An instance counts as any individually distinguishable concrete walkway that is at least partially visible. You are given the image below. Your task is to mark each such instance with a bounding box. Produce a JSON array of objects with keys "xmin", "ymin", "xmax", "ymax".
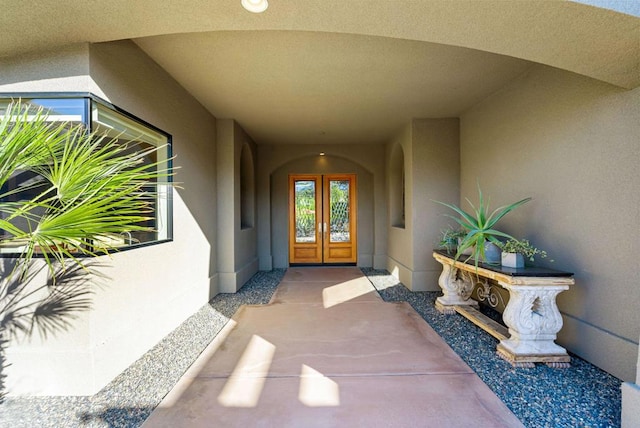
[{"xmin": 143, "ymin": 267, "xmax": 522, "ymax": 427}]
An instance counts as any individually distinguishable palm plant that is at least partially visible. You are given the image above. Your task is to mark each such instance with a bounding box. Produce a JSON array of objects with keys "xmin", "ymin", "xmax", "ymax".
[
  {"xmin": 1, "ymin": 101, "xmax": 171, "ymax": 271},
  {"xmin": 433, "ymin": 185, "xmax": 531, "ymax": 267},
  {"xmin": 0, "ymin": 101, "xmax": 172, "ymax": 401}
]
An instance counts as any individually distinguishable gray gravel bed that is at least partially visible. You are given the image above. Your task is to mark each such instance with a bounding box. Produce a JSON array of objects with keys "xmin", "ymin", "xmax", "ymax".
[
  {"xmin": 0, "ymin": 269, "xmax": 285, "ymax": 428},
  {"xmin": 362, "ymin": 268, "xmax": 622, "ymax": 428}
]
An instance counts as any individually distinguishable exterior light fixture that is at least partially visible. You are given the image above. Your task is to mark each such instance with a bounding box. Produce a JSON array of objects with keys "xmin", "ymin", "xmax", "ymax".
[
  {"xmin": 319, "ymin": 152, "xmax": 326, "ymax": 156},
  {"xmin": 241, "ymin": 0, "xmax": 268, "ymax": 13}
]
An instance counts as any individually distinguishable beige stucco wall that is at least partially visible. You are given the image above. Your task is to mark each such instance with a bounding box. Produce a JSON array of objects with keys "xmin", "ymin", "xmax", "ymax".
[
  {"xmin": 0, "ymin": 44, "xmax": 94, "ymax": 93},
  {"xmin": 257, "ymin": 144, "xmax": 386, "ymax": 270},
  {"xmin": 386, "ymin": 124, "xmax": 414, "ymax": 287},
  {"xmin": 386, "ymin": 119, "xmax": 460, "ymax": 291},
  {"xmin": 0, "ymin": 41, "xmax": 218, "ymax": 395},
  {"xmin": 460, "ymin": 64, "xmax": 639, "ymax": 381},
  {"xmin": 216, "ymin": 120, "xmax": 258, "ymax": 292}
]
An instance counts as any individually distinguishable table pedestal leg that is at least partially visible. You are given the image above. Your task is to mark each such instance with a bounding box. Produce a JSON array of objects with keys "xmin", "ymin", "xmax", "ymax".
[
  {"xmin": 435, "ymin": 263, "xmax": 477, "ymax": 314},
  {"xmin": 497, "ymin": 283, "xmax": 571, "ymax": 368}
]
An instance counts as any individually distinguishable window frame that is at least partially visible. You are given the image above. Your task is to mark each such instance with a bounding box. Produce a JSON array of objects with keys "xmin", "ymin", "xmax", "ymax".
[{"xmin": 0, "ymin": 92, "xmax": 174, "ymax": 256}]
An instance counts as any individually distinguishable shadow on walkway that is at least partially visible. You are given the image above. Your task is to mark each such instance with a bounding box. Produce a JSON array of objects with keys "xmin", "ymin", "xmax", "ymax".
[{"xmin": 143, "ymin": 267, "xmax": 522, "ymax": 428}]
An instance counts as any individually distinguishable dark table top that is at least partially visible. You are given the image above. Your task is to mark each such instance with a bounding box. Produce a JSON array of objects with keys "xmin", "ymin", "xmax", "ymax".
[{"xmin": 433, "ymin": 249, "xmax": 574, "ymax": 277}]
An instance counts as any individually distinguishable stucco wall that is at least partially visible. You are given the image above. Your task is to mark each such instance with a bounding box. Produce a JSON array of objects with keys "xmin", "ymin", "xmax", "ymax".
[
  {"xmin": 386, "ymin": 119, "xmax": 460, "ymax": 291},
  {"xmin": 460, "ymin": 64, "xmax": 639, "ymax": 381},
  {"xmin": 0, "ymin": 44, "xmax": 93, "ymax": 93},
  {"xmin": 386, "ymin": 124, "xmax": 414, "ymax": 287},
  {"xmin": 216, "ymin": 119, "xmax": 258, "ymax": 292},
  {"xmin": 233, "ymin": 125, "xmax": 258, "ymax": 281},
  {"xmin": 0, "ymin": 41, "xmax": 218, "ymax": 395},
  {"xmin": 411, "ymin": 119, "xmax": 460, "ymax": 291},
  {"xmin": 257, "ymin": 144, "xmax": 386, "ymax": 270}
]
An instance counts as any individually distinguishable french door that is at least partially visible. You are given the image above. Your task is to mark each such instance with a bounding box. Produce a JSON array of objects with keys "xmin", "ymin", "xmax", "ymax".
[{"xmin": 288, "ymin": 174, "xmax": 357, "ymax": 264}]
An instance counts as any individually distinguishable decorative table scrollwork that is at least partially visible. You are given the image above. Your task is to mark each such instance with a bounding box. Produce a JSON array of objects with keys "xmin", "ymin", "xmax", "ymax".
[{"xmin": 472, "ymin": 274, "xmax": 507, "ymax": 312}]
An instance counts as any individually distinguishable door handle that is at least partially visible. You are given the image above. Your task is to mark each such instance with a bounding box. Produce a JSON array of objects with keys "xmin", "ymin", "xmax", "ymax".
[{"xmin": 323, "ymin": 222, "xmax": 327, "ymax": 238}]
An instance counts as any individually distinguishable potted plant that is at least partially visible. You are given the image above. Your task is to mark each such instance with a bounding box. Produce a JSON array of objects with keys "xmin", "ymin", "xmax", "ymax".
[
  {"xmin": 433, "ymin": 185, "xmax": 531, "ymax": 267},
  {"xmin": 438, "ymin": 227, "xmax": 466, "ymax": 254},
  {"xmin": 499, "ymin": 238, "xmax": 550, "ymax": 268}
]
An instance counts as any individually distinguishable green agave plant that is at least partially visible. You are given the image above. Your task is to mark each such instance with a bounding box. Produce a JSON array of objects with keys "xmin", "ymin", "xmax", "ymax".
[{"xmin": 433, "ymin": 185, "xmax": 531, "ymax": 267}]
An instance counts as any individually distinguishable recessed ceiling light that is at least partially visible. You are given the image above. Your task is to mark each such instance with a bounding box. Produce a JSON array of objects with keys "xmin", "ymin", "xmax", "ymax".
[{"xmin": 241, "ymin": 0, "xmax": 268, "ymax": 13}]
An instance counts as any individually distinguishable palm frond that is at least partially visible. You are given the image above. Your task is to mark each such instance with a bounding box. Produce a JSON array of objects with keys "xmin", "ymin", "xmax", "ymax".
[
  {"xmin": 0, "ymin": 99, "xmax": 173, "ymax": 400},
  {"xmin": 1, "ymin": 101, "xmax": 173, "ymax": 273},
  {"xmin": 1, "ymin": 98, "xmax": 171, "ymax": 328}
]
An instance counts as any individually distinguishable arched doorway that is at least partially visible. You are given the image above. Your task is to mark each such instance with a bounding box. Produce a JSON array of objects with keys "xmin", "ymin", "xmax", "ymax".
[{"xmin": 267, "ymin": 153, "xmax": 375, "ymax": 269}]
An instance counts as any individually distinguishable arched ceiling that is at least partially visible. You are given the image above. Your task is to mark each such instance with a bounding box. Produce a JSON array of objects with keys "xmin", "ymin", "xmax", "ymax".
[
  {"xmin": 135, "ymin": 31, "xmax": 532, "ymax": 145},
  {"xmin": 1, "ymin": 0, "xmax": 638, "ymax": 145}
]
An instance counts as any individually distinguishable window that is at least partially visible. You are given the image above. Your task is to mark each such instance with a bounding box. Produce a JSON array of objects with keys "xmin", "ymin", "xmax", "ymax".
[
  {"xmin": 0, "ymin": 94, "xmax": 173, "ymax": 255},
  {"xmin": 90, "ymin": 102, "xmax": 172, "ymax": 247}
]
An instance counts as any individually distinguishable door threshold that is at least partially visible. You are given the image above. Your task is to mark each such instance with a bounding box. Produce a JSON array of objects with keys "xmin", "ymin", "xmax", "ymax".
[{"xmin": 289, "ymin": 263, "xmax": 357, "ymax": 267}]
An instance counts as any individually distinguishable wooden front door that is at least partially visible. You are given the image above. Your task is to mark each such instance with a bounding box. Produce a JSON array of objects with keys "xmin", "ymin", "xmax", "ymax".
[{"xmin": 288, "ymin": 174, "xmax": 357, "ymax": 264}]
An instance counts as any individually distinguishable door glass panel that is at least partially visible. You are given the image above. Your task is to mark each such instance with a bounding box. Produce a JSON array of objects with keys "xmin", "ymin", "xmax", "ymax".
[
  {"xmin": 295, "ymin": 180, "xmax": 316, "ymax": 243},
  {"xmin": 329, "ymin": 180, "xmax": 350, "ymax": 242}
]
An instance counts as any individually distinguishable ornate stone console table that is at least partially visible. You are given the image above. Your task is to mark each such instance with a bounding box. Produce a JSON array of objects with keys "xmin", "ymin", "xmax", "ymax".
[{"xmin": 433, "ymin": 250, "xmax": 574, "ymax": 368}]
